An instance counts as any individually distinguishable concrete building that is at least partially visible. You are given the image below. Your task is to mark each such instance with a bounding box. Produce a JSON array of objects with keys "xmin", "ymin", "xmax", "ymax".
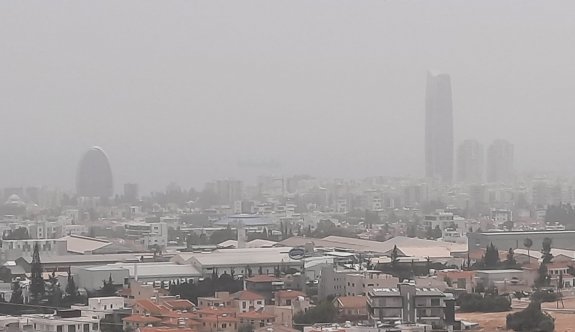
[
  {"xmin": 232, "ymin": 290, "xmax": 266, "ymax": 313},
  {"xmin": 172, "ymin": 248, "xmax": 302, "ymax": 278},
  {"xmin": 106, "ymin": 262, "xmax": 202, "ymax": 284},
  {"xmin": 487, "ymin": 139, "xmax": 514, "ymax": 183},
  {"xmin": 124, "ymin": 221, "xmax": 168, "ymax": 248},
  {"xmin": 474, "ymin": 269, "xmax": 530, "ymax": 291},
  {"xmin": 333, "ymin": 296, "xmax": 368, "ymax": 322},
  {"xmin": 457, "ymin": 139, "xmax": 483, "ymax": 184},
  {"xmin": 71, "ymin": 265, "xmax": 130, "ymax": 291},
  {"xmin": 319, "ymin": 267, "xmax": 399, "ymax": 300},
  {"xmin": 72, "ymin": 296, "xmax": 126, "ymax": 319},
  {"xmin": 1, "ymin": 239, "xmax": 67, "ymax": 260},
  {"xmin": 425, "ymin": 71, "xmax": 454, "ymax": 183},
  {"xmin": 245, "ymin": 275, "xmax": 285, "ymax": 303},
  {"xmin": 0, "ymin": 310, "xmax": 101, "ymax": 332},
  {"xmin": 367, "ymin": 282, "xmax": 455, "ymax": 330}
]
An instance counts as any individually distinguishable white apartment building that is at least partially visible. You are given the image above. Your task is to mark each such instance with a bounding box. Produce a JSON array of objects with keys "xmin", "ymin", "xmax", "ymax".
[
  {"xmin": 124, "ymin": 221, "xmax": 168, "ymax": 248},
  {"xmin": 319, "ymin": 267, "xmax": 399, "ymax": 300},
  {"xmin": 0, "ymin": 310, "xmax": 100, "ymax": 332},
  {"xmin": 72, "ymin": 296, "xmax": 125, "ymax": 319}
]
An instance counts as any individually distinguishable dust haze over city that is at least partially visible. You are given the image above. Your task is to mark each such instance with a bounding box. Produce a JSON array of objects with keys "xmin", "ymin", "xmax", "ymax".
[
  {"xmin": 3, "ymin": 2, "xmax": 575, "ymax": 332},
  {"xmin": 2, "ymin": 0, "xmax": 575, "ymax": 192}
]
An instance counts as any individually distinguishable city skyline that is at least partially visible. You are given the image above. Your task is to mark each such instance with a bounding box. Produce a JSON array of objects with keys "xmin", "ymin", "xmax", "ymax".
[{"xmin": 2, "ymin": 1, "xmax": 575, "ymax": 191}]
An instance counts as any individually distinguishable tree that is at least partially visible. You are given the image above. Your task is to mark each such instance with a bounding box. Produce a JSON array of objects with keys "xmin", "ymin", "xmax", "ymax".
[
  {"xmin": 506, "ymin": 300, "xmax": 554, "ymax": 332},
  {"xmin": 425, "ymin": 226, "xmax": 434, "ymax": 239},
  {"xmin": 9, "ymin": 281, "xmax": 23, "ymax": 305},
  {"xmin": 3, "ymin": 280, "xmax": 24, "ymax": 315},
  {"xmin": 433, "ymin": 225, "xmax": 443, "ymax": 239},
  {"xmin": 293, "ymin": 301, "xmax": 336, "ymax": 325},
  {"xmin": 2, "ymin": 227, "xmax": 30, "ymax": 240},
  {"xmin": 209, "ymin": 225, "xmax": 236, "ymax": 245},
  {"xmin": 238, "ymin": 324, "xmax": 254, "ymax": 332},
  {"xmin": 246, "ymin": 265, "xmax": 253, "ymax": 278},
  {"xmin": 406, "ymin": 224, "xmax": 416, "ymax": 238},
  {"xmin": 541, "ymin": 238, "xmax": 553, "ymax": 264},
  {"xmin": 536, "ymin": 238, "xmax": 553, "ymax": 287},
  {"xmin": 99, "ymin": 274, "xmax": 116, "ymax": 297},
  {"xmin": 484, "ymin": 243, "xmax": 500, "ymax": 269},
  {"xmin": 29, "ymin": 243, "xmax": 45, "ymax": 304},
  {"xmin": 65, "ymin": 272, "xmax": 79, "ymax": 302},
  {"xmin": 505, "ymin": 248, "xmax": 517, "ymax": 268},
  {"xmin": 47, "ymin": 280, "xmax": 62, "ymax": 308},
  {"xmin": 0, "ymin": 266, "xmax": 12, "ymax": 283},
  {"xmin": 458, "ymin": 293, "xmax": 511, "ymax": 312},
  {"xmin": 523, "ymin": 238, "xmax": 533, "ymax": 264},
  {"xmin": 390, "ymin": 245, "xmax": 400, "ymax": 270}
]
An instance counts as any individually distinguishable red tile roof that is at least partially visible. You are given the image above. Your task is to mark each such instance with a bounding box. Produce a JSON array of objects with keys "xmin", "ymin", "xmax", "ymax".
[
  {"xmin": 139, "ymin": 328, "xmax": 196, "ymax": 332},
  {"xmin": 335, "ymin": 296, "xmax": 367, "ymax": 309},
  {"xmin": 238, "ymin": 311, "xmax": 276, "ymax": 320},
  {"xmin": 196, "ymin": 307, "xmax": 237, "ymax": 316},
  {"xmin": 275, "ymin": 290, "xmax": 306, "ymax": 299},
  {"xmin": 123, "ymin": 315, "xmax": 163, "ymax": 324},
  {"xmin": 548, "ymin": 262, "xmax": 571, "ymax": 269},
  {"xmin": 162, "ymin": 299, "xmax": 196, "ymax": 310},
  {"xmin": 233, "ymin": 290, "xmax": 265, "ymax": 301},
  {"xmin": 135, "ymin": 299, "xmax": 165, "ymax": 315},
  {"xmin": 200, "ymin": 315, "xmax": 238, "ymax": 323}
]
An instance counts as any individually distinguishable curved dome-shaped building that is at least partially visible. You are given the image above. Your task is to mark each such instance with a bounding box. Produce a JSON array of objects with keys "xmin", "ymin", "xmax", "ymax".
[{"xmin": 76, "ymin": 146, "xmax": 114, "ymax": 198}]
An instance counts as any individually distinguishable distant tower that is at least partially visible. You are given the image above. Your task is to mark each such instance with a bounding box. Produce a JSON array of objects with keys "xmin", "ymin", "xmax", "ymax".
[
  {"xmin": 487, "ymin": 139, "xmax": 514, "ymax": 183},
  {"xmin": 457, "ymin": 139, "xmax": 484, "ymax": 183},
  {"xmin": 76, "ymin": 146, "xmax": 114, "ymax": 198},
  {"xmin": 425, "ymin": 71, "xmax": 454, "ymax": 183},
  {"xmin": 123, "ymin": 183, "xmax": 139, "ymax": 203}
]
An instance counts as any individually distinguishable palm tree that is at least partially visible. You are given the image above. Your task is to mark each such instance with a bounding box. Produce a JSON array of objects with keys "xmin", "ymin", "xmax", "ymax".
[{"xmin": 524, "ymin": 238, "xmax": 533, "ymax": 264}]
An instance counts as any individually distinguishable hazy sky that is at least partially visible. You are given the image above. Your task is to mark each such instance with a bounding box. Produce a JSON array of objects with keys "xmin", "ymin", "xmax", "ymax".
[{"xmin": 1, "ymin": 1, "xmax": 575, "ymax": 193}]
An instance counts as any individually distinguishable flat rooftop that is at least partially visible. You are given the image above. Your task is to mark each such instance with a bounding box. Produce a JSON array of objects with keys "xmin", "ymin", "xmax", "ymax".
[
  {"xmin": 106, "ymin": 262, "xmax": 202, "ymax": 278},
  {"xmin": 476, "ymin": 230, "xmax": 575, "ymax": 236}
]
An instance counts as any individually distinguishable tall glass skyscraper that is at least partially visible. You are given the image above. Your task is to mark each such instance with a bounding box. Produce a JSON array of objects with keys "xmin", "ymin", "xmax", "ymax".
[
  {"xmin": 76, "ymin": 146, "xmax": 114, "ymax": 198},
  {"xmin": 425, "ymin": 71, "xmax": 454, "ymax": 183}
]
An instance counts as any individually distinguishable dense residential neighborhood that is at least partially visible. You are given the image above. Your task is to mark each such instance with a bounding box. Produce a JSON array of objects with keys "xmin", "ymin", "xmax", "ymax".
[
  {"xmin": 0, "ymin": 168, "xmax": 574, "ymax": 332},
  {"xmin": 2, "ymin": 3, "xmax": 574, "ymax": 330}
]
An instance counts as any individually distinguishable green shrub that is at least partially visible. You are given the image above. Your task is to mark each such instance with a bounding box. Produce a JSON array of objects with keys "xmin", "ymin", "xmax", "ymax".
[
  {"xmin": 507, "ymin": 300, "xmax": 554, "ymax": 332},
  {"xmin": 532, "ymin": 290, "xmax": 559, "ymax": 303},
  {"xmin": 458, "ymin": 293, "xmax": 511, "ymax": 312}
]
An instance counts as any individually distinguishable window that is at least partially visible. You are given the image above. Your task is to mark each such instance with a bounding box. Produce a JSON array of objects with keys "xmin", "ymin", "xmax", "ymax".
[
  {"xmin": 92, "ymin": 323, "xmax": 98, "ymax": 331},
  {"xmin": 84, "ymin": 324, "xmax": 90, "ymax": 332},
  {"xmin": 286, "ymin": 300, "xmax": 291, "ymax": 305},
  {"xmin": 57, "ymin": 326, "xmax": 63, "ymax": 332},
  {"xmin": 430, "ymin": 298, "xmax": 440, "ymax": 306},
  {"xmin": 222, "ymin": 324, "xmax": 227, "ymax": 328},
  {"xmin": 242, "ymin": 302, "xmax": 247, "ymax": 309}
]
